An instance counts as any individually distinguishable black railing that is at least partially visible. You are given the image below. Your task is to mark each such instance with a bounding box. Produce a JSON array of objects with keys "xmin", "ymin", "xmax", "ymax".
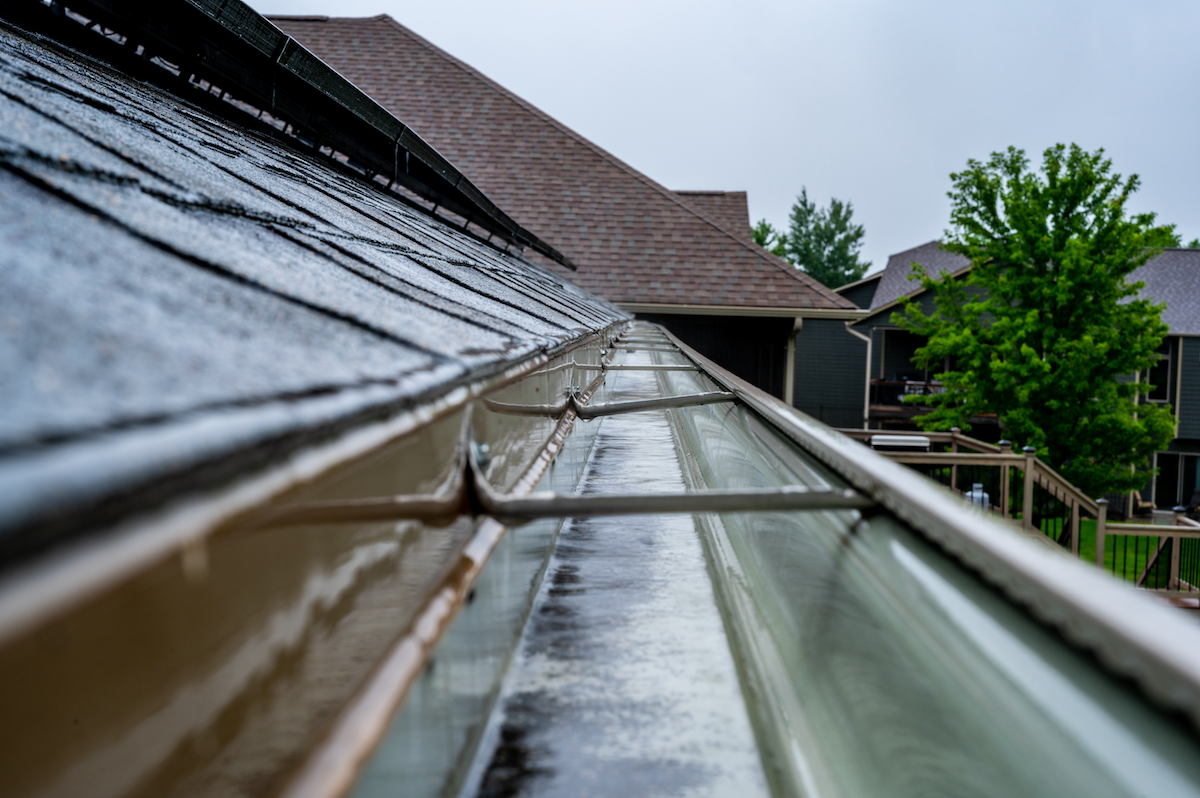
[
  {"xmin": 1031, "ymin": 480, "xmax": 1073, "ymax": 550},
  {"xmin": 915, "ymin": 462, "xmax": 1006, "ymax": 516}
]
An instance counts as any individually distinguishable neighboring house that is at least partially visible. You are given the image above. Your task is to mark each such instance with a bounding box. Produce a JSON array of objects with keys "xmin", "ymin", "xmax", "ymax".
[
  {"xmin": 790, "ymin": 241, "xmax": 973, "ymax": 429},
  {"xmin": 1129, "ymin": 250, "xmax": 1200, "ymax": 511},
  {"xmin": 270, "ymin": 14, "xmax": 859, "ymax": 399},
  {"xmin": 850, "ymin": 241, "xmax": 976, "ymax": 430},
  {"xmin": 787, "ymin": 271, "xmax": 878, "ymax": 428},
  {"xmin": 818, "ymin": 240, "xmax": 1200, "ymax": 515}
]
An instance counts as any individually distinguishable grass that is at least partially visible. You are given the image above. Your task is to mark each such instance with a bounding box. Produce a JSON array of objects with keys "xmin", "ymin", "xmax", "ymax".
[{"xmin": 1027, "ymin": 517, "xmax": 1159, "ymax": 585}]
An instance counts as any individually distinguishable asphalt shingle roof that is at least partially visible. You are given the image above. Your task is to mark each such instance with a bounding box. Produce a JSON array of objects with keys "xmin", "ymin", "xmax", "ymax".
[
  {"xmin": 1130, "ymin": 249, "xmax": 1200, "ymax": 336},
  {"xmin": 870, "ymin": 240, "xmax": 970, "ymax": 311},
  {"xmin": 870, "ymin": 241, "xmax": 1200, "ymax": 337},
  {"xmin": 673, "ymin": 191, "xmax": 752, "ymax": 242},
  {"xmin": 0, "ymin": 24, "xmax": 624, "ymax": 555},
  {"xmin": 270, "ymin": 15, "xmax": 854, "ymax": 311}
]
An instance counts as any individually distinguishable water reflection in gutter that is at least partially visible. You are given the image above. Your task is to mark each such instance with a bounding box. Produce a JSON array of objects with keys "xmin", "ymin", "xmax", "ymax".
[{"xmin": 891, "ymin": 539, "xmax": 1197, "ymax": 796}]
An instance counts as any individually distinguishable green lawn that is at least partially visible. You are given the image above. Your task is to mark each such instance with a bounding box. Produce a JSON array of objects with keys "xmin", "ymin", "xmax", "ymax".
[
  {"xmin": 1076, "ymin": 520, "xmax": 1159, "ymax": 584},
  {"xmin": 1031, "ymin": 518, "xmax": 1159, "ymax": 585}
]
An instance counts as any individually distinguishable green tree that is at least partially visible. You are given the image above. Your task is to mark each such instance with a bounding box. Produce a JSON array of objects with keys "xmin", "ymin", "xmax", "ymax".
[
  {"xmin": 895, "ymin": 144, "xmax": 1177, "ymax": 497},
  {"xmin": 751, "ymin": 219, "xmax": 787, "ymax": 258},
  {"xmin": 1188, "ymin": 238, "xmax": 1200, "ymax": 248},
  {"xmin": 783, "ymin": 188, "xmax": 870, "ymax": 288}
]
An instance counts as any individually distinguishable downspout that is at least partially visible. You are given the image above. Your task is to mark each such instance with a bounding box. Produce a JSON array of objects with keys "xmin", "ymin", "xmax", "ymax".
[
  {"xmin": 846, "ymin": 322, "xmax": 872, "ymax": 430},
  {"xmin": 784, "ymin": 317, "xmax": 802, "ymax": 407}
]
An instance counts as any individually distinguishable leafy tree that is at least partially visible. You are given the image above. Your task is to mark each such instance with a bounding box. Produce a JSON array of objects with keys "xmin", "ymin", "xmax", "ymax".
[
  {"xmin": 751, "ymin": 219, "xmax": 787, "ymax": 258},
  {"xmin": 895, "ymin": 144, "xmax": 1176, "ymax": 497},
  {"xmin": 1188, "ymin": 238, "xmax": 1200, "ymax": 248},
  {"xmin": 782, "ymin": 188, "xmax": 870, "ymax": 288}
]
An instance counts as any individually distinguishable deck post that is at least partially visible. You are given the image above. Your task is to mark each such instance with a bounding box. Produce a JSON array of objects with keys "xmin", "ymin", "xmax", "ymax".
[
  {"xmin": 998, "ymin": 440, "xmax": 1011, "ymax": 517},
  {"xmin": 1171, "ymin": 535, "xmax": 1182, "ymax": 591},
  {"xmin": 950, "ymin": 426, "xmax": 960, "ymax": 492},
  {"xmin": 1070, "ymin": 500, "xmax": 1080, "ymax": 556},
  {"xmin": 1096, "ymin": 499, "xmax": 1109, "ymax": 568},
  {"xmin": 1172, "ymin": 506, "xmax": 1187, "ymax": 590},
  {"xmin": 1022, "ymin": 446, "xmax": 1037, "ymax": 532}
]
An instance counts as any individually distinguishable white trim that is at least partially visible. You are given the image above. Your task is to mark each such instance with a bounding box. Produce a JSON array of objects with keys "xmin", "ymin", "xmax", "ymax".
[
  {"xmin": 1176, "ymin": 337, "xmax": 1185, "ymax": 430},
  {"xmin": 832, "ymin": 271, "xmax": 883, "ymax": 295}
]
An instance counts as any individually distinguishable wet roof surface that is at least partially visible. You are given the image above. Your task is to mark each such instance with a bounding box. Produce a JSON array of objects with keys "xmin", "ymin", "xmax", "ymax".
[{"xmin": 0, "ymin": 23, "xmax": 625, "ymax": 556}]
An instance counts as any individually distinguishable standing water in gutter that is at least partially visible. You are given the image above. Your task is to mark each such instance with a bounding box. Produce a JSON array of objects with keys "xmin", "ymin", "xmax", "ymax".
[{"xmin": 457, "ymin": 354, "xmax": 768, "ymax": 797}]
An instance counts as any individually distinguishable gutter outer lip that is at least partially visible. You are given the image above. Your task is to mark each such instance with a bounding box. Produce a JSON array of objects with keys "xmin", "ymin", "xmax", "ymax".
[{"xmin": 656, "ymin": 325, "xmax": 1200, "ymax": 730}]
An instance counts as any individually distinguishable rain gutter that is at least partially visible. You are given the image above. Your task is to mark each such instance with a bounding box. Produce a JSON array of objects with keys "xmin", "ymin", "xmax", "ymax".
[
  {"xmin": 0, "ymin": 326, "xmax": 622, "ymax": 648},
  {"xmin": 657, "ymin": 325, "xmax": 1200, "ymax": 730}
]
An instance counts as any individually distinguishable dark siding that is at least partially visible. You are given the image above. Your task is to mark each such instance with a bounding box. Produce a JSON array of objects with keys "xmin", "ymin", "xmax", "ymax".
[
  {"xmin": 858, "ymin": 272, "xmax": 980, "ymax": 328},
  {"xmin": 859, "ymin": 288, "xmax": 939, "ymax": 328},
  {"xmin": 637, "ymin": 314, "xmax": 793, "ymax": 398},
  {"xmin": 1181, "ymin": 338, "xmax": 1200, "ymax": 440},
  {"xmin": 838, "ymin": 277, "xmax": 879, "ymax": 309},
  {"xmin": 881, "ymin": 329, "xmax": 928, "ymax": 380},
  {"xmin": 794, "ymin": 319, "xmax": 866, "ymax": 427},
  {"xmin": 870, "ymin": 327, "xmax": 883, "ymax": 379}
]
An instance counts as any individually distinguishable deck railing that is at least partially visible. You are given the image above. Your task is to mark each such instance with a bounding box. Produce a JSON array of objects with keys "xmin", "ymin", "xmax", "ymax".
[
  {"xmin": 868, "ymin": 379, "xmax": 944, "ymax": 408},
  {"xmin": 837, "ymin": 427, "xmax": 1198, "ymax": 597}
]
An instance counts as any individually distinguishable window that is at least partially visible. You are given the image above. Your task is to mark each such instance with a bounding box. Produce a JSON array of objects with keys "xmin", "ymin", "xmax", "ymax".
[
  {"xmin": 1154, "ymin": 452, "xmax": 1200, "ymax": 508},
  {"xmin": 1147, "ymin": 342, "xmax": 1172, "ymax": 403}
]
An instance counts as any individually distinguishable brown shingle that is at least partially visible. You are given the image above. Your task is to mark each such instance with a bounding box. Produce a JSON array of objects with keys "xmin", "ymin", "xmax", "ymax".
[
  {"xmin": 673, "ymin": 190, "xmax": 752, "ymax": 242},
  {"xmin": 270, "ymin": 15, "xmax": 854, "ymax": 312}
]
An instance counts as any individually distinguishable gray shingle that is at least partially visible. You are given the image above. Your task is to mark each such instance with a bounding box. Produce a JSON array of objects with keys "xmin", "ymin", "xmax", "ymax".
[
  {"xmin": 869, "ymin": 241, "xmax": 970, "ymax": 310},
  {"xmin": 1131, "ymin": 249, "xmax": 1200, "ymax": 336},
  {"xmin": 0, "ymin": 26, "xmax": 625, "ymax": 555}
]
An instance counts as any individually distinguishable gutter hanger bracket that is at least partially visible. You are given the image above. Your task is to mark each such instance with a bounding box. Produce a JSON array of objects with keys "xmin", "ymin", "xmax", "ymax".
[
  {"xmin": 572, "ymin": 391, "xmax": 735, "ymax": 419},
  {"xmin": 264, "ymin": 419, "xmax": 874, "ymax": 527}
]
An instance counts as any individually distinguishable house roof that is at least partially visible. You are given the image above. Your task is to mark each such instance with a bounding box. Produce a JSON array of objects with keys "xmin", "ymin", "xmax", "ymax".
[
  {"xmin": 869, "ymin": 240, "xmax": 970, "ymax": 310},
  {"xmin": 673, "ymin": 190, "xmax": 752, "ymax": 242},
  {"xmin": 1131, "ymin": 249, "xmax": 1200, "ymax": 336},
  {"xmin": 269, "ymin": 15, "xmax": 854, "ymax": 312},
  {"xmin": 0, "ymin": 20, "xmax": 624, "ymax": 560},
  {"xmin": 864, "ymin": 240, "xmax": 1200, "ymax": 336}
]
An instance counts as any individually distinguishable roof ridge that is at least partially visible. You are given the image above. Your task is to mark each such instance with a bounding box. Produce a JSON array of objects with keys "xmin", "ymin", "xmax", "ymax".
[
  {"xmin": 888, "ymin": 239, "xmax": 944, "ymax": 259},
  {"xmin": 310, "ymin": 14, "xmax": 853, "ymax": 310}
]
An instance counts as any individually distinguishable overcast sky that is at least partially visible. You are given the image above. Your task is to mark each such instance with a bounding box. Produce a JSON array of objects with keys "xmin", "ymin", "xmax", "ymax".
[{"xmin": 247, "ymin": 0, "xmax": 1200, "ymax": 275}]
